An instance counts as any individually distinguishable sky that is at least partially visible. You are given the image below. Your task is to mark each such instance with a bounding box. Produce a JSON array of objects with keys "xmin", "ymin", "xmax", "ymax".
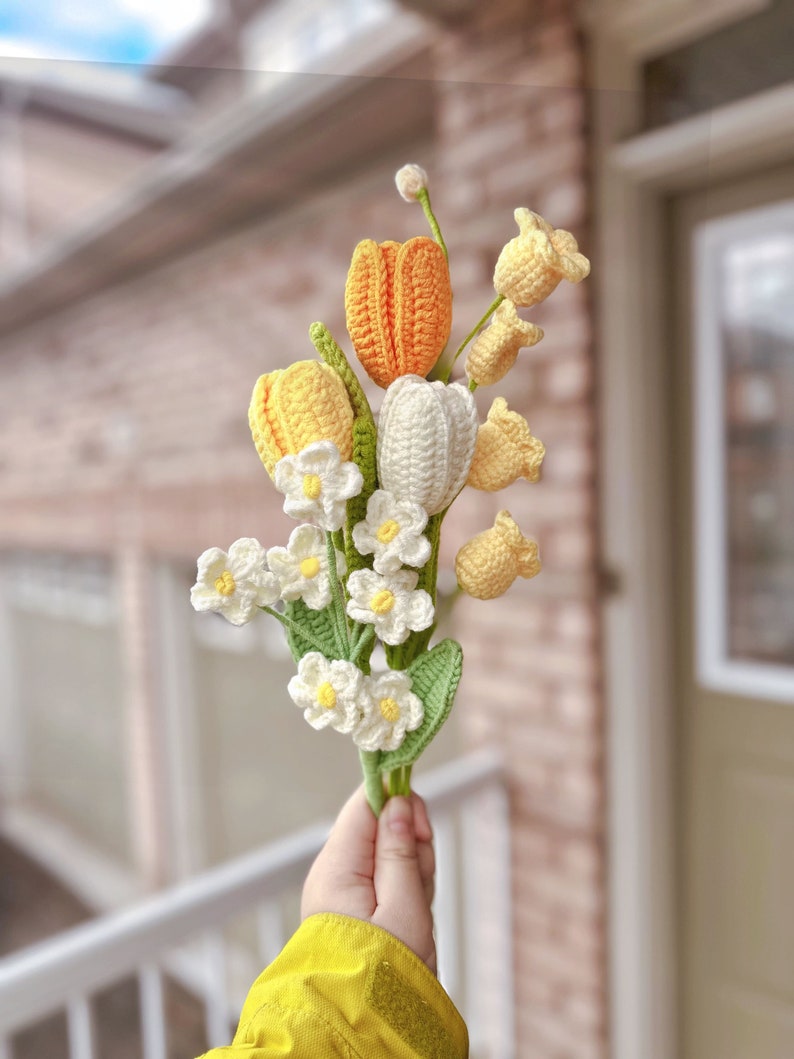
[{"xmin": 0, "ymin": 0, "xmax": 212, "ymax": 66}]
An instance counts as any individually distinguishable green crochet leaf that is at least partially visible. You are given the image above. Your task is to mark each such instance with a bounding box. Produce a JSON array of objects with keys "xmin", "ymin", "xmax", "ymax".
[
  {"xmin": 379, "ymin": 638, "xmax": 463, "ymax": 771},
  {"xmin": 283, "ymin": 599, "xmax": 345, "ymax": 663},
  {"xmin": 309, "ymin": 322, "xmax": 377, "ymax": 574}
]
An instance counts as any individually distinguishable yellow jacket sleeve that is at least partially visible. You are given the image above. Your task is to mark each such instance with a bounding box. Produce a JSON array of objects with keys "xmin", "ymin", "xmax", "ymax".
[{"xmin": 199, "ymin": 913, "xmax": 468, "ymax": 1059}]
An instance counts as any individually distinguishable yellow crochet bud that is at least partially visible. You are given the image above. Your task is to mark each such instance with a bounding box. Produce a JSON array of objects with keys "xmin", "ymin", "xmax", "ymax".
[
  {"xmin": 455, "ymin": 510, "xmax": 540, "ymax": 600},
  {"xmin": 465, "ymin": 300, "xmax": 543, "ymax": 387},
  {"xmin": 494, "ymin": 208, "xmax": 590, "ymax": 308},
  {"xmin": 467, "ymin": 398, "xmax": 545, "ymax": 491},
  {"xmin": 249, "ymin": 361, "xmax": 355, "ymax": 478},
  {"xmin": 345, "ymin": 237, "xmax": 453, "ymax": 388}
]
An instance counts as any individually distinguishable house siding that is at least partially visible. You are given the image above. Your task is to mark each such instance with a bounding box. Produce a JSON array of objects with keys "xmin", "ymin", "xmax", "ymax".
[{"xmin": 0, "ymin": 2, "xmax": 606, "ymax": 1055}]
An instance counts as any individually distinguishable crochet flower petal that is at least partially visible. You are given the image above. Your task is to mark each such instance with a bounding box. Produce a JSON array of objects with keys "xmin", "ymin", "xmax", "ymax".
[
  {"xmin": 190, "ymin": 538, "xmax": 278, "ymax": 625},
  {"xmin": 346, "ymin": 237, "xmax": 452, "ymax": 388},
  {"xmin": 465, "ymin": 299, "xmax": 544, "ymax": 387},
  {"xmin": 467, "ymin": 397, "xmax": 545, "ymax": 491},
  {"xmin": 275, "ymin": 442, "xmax": 363, "ymax": 532},
  {"xmin": 249, "ymin": 361, "xmax": 355, "ymax": 478},
  {"xmin": 455, "ymin": 510, "xmax": 541, "ymax": 600},
  {"xmin": 493, "ymin": 208, "xmax": 590, "ymax": 308},
  {"xmin": 377, "ymin": 376, "xmax": 477, "ymax": 516},
  {"xmin": 353, "ymin": 670, "xmax": 424, "ymax": 752},
  {"xmin": 288, "ymin": 652, "xmax": 363, "ymax": 733},
  {"xmin": 351, "ymin": 489, "xmax": 430, "ymax": 575}
]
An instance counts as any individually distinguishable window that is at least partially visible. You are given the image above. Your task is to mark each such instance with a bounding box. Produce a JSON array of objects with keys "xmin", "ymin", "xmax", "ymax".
[{"xmin": 694, "ymin": 199, "xmax": 794, "ymax": 698}]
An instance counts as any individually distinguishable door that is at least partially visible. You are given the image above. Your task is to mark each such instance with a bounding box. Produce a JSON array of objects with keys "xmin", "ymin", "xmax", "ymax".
[{"xmin": 672, "ymin": 165, "xmax": 794, "ymax": 1058}]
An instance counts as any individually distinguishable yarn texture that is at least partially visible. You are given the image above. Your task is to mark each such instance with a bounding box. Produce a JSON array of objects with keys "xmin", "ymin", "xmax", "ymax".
[
  {"xmin": 345, "ymin": 237, "xmax": 452, "ymax": 388},
  {"xmin": 467, "ymin": 397, "xmax": 545, "ymax": 491},
  {"xmin": 191, "ymin": 164, "xmax": 590, "ymax": 813}
]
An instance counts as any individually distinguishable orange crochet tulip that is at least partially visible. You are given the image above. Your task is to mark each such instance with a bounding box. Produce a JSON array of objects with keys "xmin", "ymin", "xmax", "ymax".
[
  {"xmin": 345, "ymin": 237, "xmax": 452, "ymax": 388},
  {"xmin": 249, "ymin": 360, "xmax": 355, "ymax": 478},
  {"xmin": 455, "ymin": 510, "xmax": 540, "ymax": 600}
]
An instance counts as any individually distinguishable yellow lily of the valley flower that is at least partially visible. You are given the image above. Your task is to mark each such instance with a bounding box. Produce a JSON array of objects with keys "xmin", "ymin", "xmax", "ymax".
[
  {"xmin": 249, "ymin": 361, "xmax": 354, "ymax": 478},
  {"xmin": 465, "ymin": 299, "xmax": 543, "ymax": 387},
  {"xmin": 455, "ymin": 510, "xmax": 540, "ymax": 599},
  {"xmin": 467, "ymin": 398, "xmax": 545, "ymax": 491},
  {"xmin": 494, "ymin": 208, "xmax": 590, "ymax": 308}
]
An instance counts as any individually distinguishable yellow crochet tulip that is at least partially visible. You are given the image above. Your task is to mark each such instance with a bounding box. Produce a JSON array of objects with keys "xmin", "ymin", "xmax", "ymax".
[
  {"xmin": 494, "ymin": 208, "xmax": 590, "ymax": 308},
  {"xmin": 345, "ymin": 237, "xmax": 453, "ymax": 388},
  {"xmin": 455, "ymin": 510, "xmax": 540, "ymax": 600},
  {"xmin": 467, "ymin": 398, "xmax": 545, "ymax": 491},
  {"xmin": 249, "ymin": 360, "xmax": 355, "ymax": 478},
  {"xmin": 465, "ymin": 299, "xmax": 543, "ymax": 387}
]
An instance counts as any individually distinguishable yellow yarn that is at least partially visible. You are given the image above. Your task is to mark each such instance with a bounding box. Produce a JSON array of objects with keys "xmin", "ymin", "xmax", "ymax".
[
  {"xmin": 249, "ymin": 360, "xmax": 355, "ymax": 479},
  {"xmin": 465, "ymin": 300, "xmax": 543, "ymax": 387},
  {"xmin": 345, "ymin": 237, "xmax": 452, "ymax": 388},
  {"xmin": 455, "ymin": 510, "xmax": 540, "ymax": 600},
  {"xmin": 493, "ymin": 208, "xmax": 590, "ymax": 308},
  {"xmin": 467, "ymin": 398, "xmax": 545, "ymax": 491}
]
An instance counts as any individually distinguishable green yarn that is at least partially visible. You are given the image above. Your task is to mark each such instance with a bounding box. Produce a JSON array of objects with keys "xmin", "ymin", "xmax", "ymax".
[
  {"xmin": 384, "ymin": 512, "xmax": 443, "ymax": 670},
  {"xmin": 309, "ymin": 321, "xmax": 378, "ymax": 573},
  {"xmin": 346, "ymin": 416, "xmax": 378, "ymax": 573},
  {"xmin": 282, "ymin": 599, "xmax": 345, "ymax": 663},
  {"xmin": 379, "ymin": 638, "xmax": 463, "ymax": 771},
  {"xmin": 309, "ymin": 322, "xmax": 373, "ymax": 424}
]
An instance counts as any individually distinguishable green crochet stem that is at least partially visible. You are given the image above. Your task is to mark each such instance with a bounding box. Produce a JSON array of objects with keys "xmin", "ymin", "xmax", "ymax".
[
  {"xmin": 325, "ymin": 532, "xmax": 350, "ymax": 656},
  {"xmin": 387, "ymin": 765, "xmax": 412, "ymax": 798},
  {"xmin": 416, "ymin": 187, "xmax": 447, "ymax": 262},
  {"xmin": 385, "ymin": 512, "xmax": 444, "ymax": 671},
  {"xmin": 309, "ymin": 322, "xmax": 378, "ymax": 574},
  {"xmin": 440, "ymin": 293, "xmax": 504, "ymax": 383},
  {"xmin": 350, "ymin": 624, "xmax": 376, "ymax": 669},
  {"xmin": 360, "ymin": 750, "xmax": 385, "ymax": 816}
]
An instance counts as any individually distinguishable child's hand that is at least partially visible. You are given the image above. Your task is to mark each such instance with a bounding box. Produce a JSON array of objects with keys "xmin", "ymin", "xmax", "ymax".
[{"xmin": 301, "ymin": 788, "xmax": 437, "ymax": 972}]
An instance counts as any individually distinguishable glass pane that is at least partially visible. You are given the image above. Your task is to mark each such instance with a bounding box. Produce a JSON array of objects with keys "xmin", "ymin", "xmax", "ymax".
[{"xmin": 722, "ymin": 224, "xmax": 794, "ymax": 666}]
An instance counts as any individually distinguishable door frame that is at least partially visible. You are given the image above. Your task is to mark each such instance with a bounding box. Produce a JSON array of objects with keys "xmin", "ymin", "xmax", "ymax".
[{"xmin": 594, "ymin": 80, "xmax": 794, "ymax": 1059}]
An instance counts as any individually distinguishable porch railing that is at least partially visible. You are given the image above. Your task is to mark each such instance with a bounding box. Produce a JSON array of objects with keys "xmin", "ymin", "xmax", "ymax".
[{"xmin": 0, "ymin": 748, "xmax": 514, "ymax": 1059}]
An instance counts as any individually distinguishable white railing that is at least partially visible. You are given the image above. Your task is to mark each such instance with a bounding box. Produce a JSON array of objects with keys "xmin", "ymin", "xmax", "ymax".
[{"xmin": 0, "ymin": 749, "xmax": 514, "ymax": 1059}]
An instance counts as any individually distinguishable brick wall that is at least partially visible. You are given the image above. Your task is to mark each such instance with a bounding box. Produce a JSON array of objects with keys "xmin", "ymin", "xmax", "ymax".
[
  {"xmin": 432, "ymin": 3, "xmax": 607, "ymax": 1056},
  {"xmin": 0, "ymin": 2, "xmax": 606, "ymax": 1055}
]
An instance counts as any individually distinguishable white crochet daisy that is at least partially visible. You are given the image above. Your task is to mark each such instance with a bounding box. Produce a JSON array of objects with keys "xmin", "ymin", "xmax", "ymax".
[
  {"xmin": 190, "ymin": 538, "xmax": 280, "ymax": 626},
  {"xmin": 287, "ymin": 651, "xmax": 364, "ymax": 733},
  {"xmin": 354, "ymin": 670, "xmax": 424, "ymax": 752},
  {"xmin": 345, "ymin": 568, "xmax": 434, "ymax": 646},
  {"xmin": 274, "ymin": 441, "xmax": 363, "ymax": 532},
  {"xmin": 351, "ymin": 490, "xmax": 431, "ymax": 575},
  {"xmin": 266, "ymin": 524, "xmax": 346, "ymax": 611}
]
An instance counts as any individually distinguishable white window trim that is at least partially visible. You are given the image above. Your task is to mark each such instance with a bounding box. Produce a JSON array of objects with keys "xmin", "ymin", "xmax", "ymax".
[{"xmin": 694, "ymin": 200, "xmax": 794, "ymax": 701}]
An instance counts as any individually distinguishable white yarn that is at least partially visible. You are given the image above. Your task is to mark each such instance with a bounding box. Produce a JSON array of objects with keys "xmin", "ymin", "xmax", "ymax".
[{"xmin": 377, "ymin": 375, "xmax": 477, "ymax": 516}]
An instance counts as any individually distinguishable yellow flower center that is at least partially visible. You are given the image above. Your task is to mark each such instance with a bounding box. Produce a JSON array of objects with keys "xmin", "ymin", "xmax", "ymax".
[
  {"xmin": 300, "ymin": 556, "xmax": 321, "ymax": 579},
  {"xmin": 214, "ymin": 570, "xmax": 236, "ymax": 596},
  {"xmin": 302, "ymin": 473, "xmax": 322, "ymax": 500},
  {"xmin": 370, "ymin": 589, "xmax": 396, "ymax": 615},
  {"xmin": 379, "ymin": 697, "xmax": 401, "ymax": 723},
  {"xmin": 376, "ymin": 519, "xmax": 400, "ymax": 544},
  {"xmin": 317, "ymin": 682, "xmax": 337, "ymax": 710}
]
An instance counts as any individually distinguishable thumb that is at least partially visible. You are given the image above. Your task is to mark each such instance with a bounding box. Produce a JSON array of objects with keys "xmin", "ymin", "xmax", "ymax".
[{"xmin": 373, "ymin": 796, "xmax": 426, "ymax": 918}]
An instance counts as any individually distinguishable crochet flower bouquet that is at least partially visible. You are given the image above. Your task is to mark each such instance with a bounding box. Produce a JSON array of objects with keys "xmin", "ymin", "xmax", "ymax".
[{"xmin": 191, "ymin": 165, "xmax": 590, "ymax": 815}]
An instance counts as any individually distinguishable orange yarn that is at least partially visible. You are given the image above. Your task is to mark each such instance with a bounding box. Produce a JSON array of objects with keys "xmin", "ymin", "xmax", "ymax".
[
  {"xmin": 455, "ymin": 510, "xmax": 540, "ymax": 600},
  {"xmin": 249, "ymin": 360, "xmax": 355, "ymax": 478},
  {"xmin": 345, "ymin": 237, "xmax": 452, "ymax": 388}
]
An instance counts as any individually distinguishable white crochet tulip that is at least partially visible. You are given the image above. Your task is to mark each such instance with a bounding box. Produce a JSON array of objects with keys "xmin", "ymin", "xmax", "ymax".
[{"xmin": 376, "ymin": 375, "xmax": 478, "ymax": 516}]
